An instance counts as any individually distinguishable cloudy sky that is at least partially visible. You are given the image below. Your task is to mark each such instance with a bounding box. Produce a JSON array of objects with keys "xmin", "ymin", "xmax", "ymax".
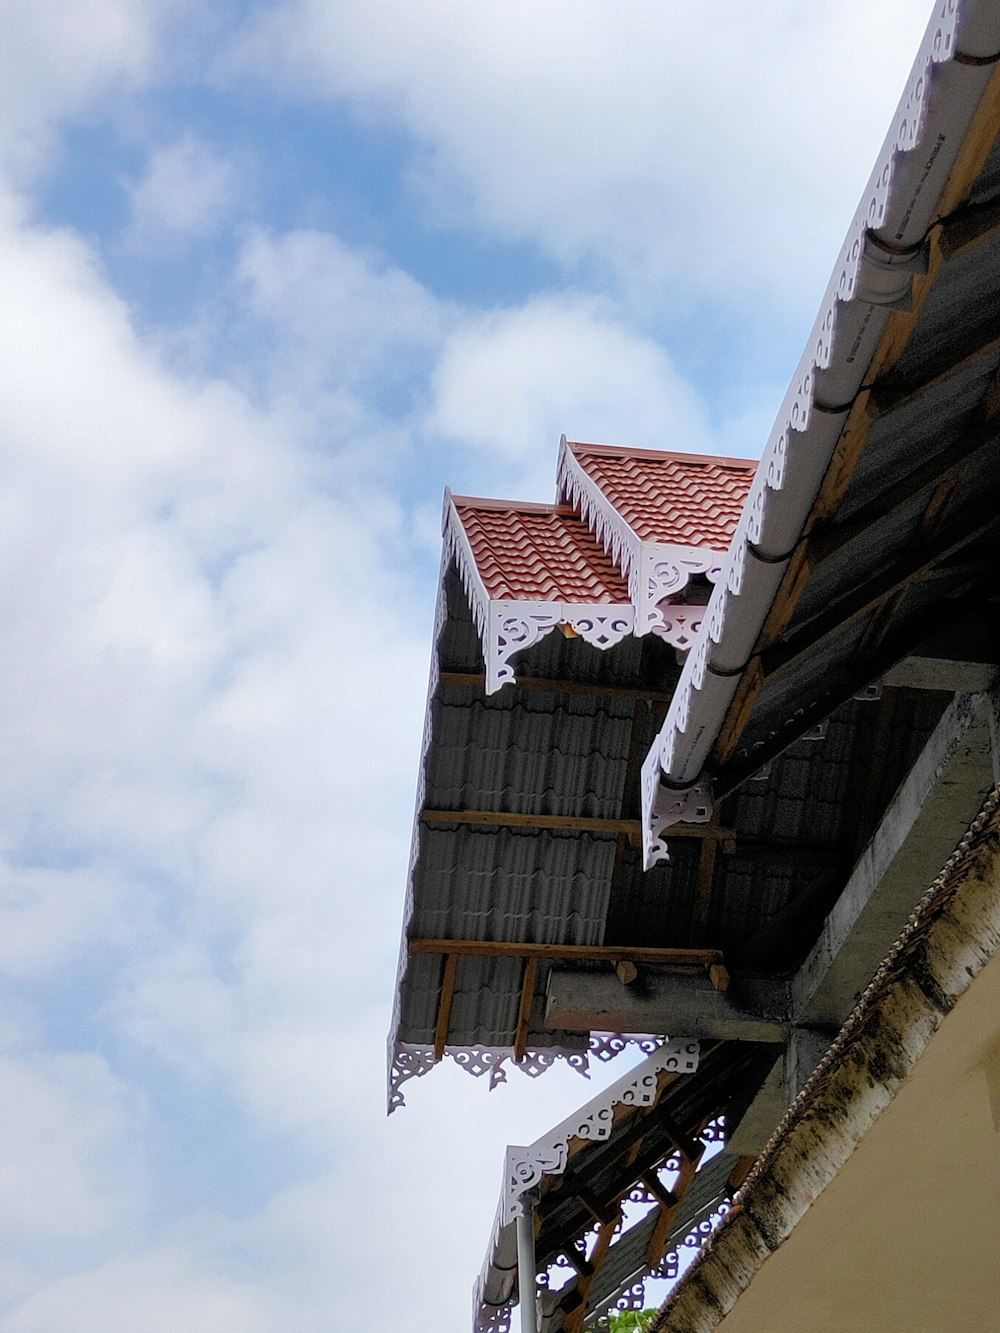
[{"xmin": 1, "ymin": 2, "xmax": 935, "ymax": 1329}]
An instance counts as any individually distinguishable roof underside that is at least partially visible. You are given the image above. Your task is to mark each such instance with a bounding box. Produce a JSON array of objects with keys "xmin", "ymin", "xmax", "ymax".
[
  {"xmin": 394, "ymin": 567, "xmax": 948, "ymax": 1059},
  {"xmin": 477, "ymin": 1043, "xmax": 767, "ymax": 1333}
]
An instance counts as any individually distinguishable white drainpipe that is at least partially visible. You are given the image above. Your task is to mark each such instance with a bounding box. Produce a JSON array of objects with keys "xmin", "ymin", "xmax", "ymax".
[{"xmin": 516, "ymin": 1196, "xmax": 540, "ymax": 1333}]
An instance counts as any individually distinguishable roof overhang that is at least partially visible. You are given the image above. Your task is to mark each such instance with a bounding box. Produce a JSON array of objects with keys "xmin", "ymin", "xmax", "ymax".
[{"xmin": 641, "ymin": 0, "xmax": 1000, "ymax": 866}]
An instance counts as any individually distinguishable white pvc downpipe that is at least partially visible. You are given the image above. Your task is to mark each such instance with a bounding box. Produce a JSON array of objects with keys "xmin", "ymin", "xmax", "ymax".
[{"xmin": 516, "ymin": 1202, "xmax": 540, "ymax": 1333}]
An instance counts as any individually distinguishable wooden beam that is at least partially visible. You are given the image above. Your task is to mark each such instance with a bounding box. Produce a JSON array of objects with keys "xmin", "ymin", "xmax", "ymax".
[
  {"xmin": 438, "ymin": 671, "xmax": 672, "ymax": 703},
  {"xmin": 645, "ymin": 1150, "xmax": 701, "ymax": 1268},
  {"xmin": 708, "ymin": 962, "xmax": 731, "ymax": 994},
  {"xmin": 726, "ymin": 1155, "xmax": 757, "ymax": 1194},
  {"xmin": 545, "ymin": 969, "xmax": 789, "ymax": 1044},
  {"xmin": 561, "ymin": 1169, "xmax": 619, "ymax": 1228},
  {"xmin": 614, "ymin": 960, "xmax": 639, "ymax": 985},
  {"xmin": 561, "ymin": 1213, "xmax": 621, "ymax": 1333},
  {"xmin": 690, "ymin": 835, "xmax": 719, "ymax": 946},
  {"xmin": 870, "ymin": 317, "xmax": 1000, "ymax": 416},
  {"xmin": 641, "ymin": 1172, "xmax": 678, "ymax": 1212},
  {"xmin": 433, "ymin": 952, "xmax": 458, "ymax": 1060},
  {"xmin": 805, "ymin": 421, "xmax": 994, "ymax": 568},
  {"xmin": 419, "ymin": 808, "xmax": 732, "ymax": 841},
  {"xmin": 409, "ymin": 938, "xmax": 726, "ymax": 969},
  {"xmin": 715, "ymin": 590, "xmax": 982, "ymax": 795},
  {"xmin": 937, "ymin": 192, "xmax": 1000, "ymax": 262},
  {"xmin": 513, "ymin": 957, "xmax": 538, "ymax": 1062},
  {"xmin": 658, "ymin": 1108, "xmax": 700, "ymax": 1163},
  {"xmin": 561, "ymin": 1244, "xmax": 593, "ymax": 1278},
  {"xmin": 760, "ymin": 497, "xmax": 999, "ymax": 684}
]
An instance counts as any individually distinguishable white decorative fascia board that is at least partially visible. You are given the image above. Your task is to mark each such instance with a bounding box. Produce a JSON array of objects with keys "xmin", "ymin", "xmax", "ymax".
[
  {"xmin": 387, "ymin": 561, "xmax": 452, "ymax": 1111},
  {"xmin": 442, "ymin": 490, "xmax": 634, "ymax": 692},
  {"xmin": 640, "ymin": 2, "xmax": 968, "ymax": 868},
  {"xmin": 651, "ymin": 604, "xmax": 709, "ymax": 654},
  {"xmin": 486, "ymin": 601, "xmax": 633, "ymax": 692},
  {"xmin": 502, "ymin": 1040, "xmax": 700, "ymax": 1223},
  {"xmin": 557, "ymin": 436, "xmax": 642, "ymax": 586},
  {"xmin": 642, "ymin": 758, "xmax": 714, "ymax": 868},
  {"xmin": 556, "ymin": 436, "xmax": 724, "ymax": 636},
  {"xmin": 443, "ymin": 490, "xmax": 494, "ymax": 648},
  {"xmin": 388, "ymin": 1039, "xmax": 592, "ymax": 1114},
  {"xmin": 389, "ymin": 1032, "xmax": 682, "ymax": 1113},
  {"xmin": 636, "ymin": 545, "xmax": 723, "ymax": 636}
]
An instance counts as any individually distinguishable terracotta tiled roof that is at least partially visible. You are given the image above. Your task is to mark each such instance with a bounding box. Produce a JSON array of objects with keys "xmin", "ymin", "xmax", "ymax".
[
  {"xmin": 453, "ymin": 498, "xmax": 630, "ymax": 604},
  {"xmin": 568, "ymin": 442, "xmax": 756, "ymax": 548}
]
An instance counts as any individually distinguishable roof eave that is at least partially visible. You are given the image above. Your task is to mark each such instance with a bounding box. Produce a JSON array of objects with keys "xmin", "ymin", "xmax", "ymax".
[{"xmin": 641, "ymin": 0, "xmax": 1000, "ymax": 868}]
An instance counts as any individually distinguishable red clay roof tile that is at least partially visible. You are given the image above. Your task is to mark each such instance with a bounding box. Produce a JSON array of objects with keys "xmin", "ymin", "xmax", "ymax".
[
  {"xmin": 568, "ymin": 441, "xmax": 756, "ymax": 548},
  {"xmin": 452, "ymin": 498, "xmax": 629, "ymax": 604}
]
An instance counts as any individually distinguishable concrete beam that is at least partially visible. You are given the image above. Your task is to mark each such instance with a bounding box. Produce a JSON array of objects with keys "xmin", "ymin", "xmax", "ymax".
[
  {"xmin": 726, "ymin": 1056, "xmax": 786, "ymax": 1156},
  {"xmin": 883, "ymin": 608, "xmax": 999, "ymax": 691},
  {"xmin": 793, "ymin": 690, "xmax": 996, "ymax": 1027},
  {"xmin": 882, "ymin": 657, "xmax": 997, "ymax": 692},
  {"xmin": 726, "ymin": 1027, "xmax": 835, "ymax": 1155},
  {"xmin": 729, "ymin": 692, "xmax": 996, "ymax": 1154},
  {"xmin": 545, "ymin": 970, "xmax": 789, "ymax": 1044}
]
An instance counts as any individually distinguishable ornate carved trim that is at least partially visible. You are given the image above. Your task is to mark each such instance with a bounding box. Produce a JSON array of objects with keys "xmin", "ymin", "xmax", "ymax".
[
  {"xmin": 442, "ymin": 490, "xmax": 493, "ymax": 647},
  {"xmin": 558, "ymin": 437, "xmax": 724, "ymax": 642},
  {"xmin": 389, "ymin": 1033, "xmax": 695, "ymax": 1113},
  {"xmin": 389, "ymin": 1039, "xmax": 593, "ymax": 1112},
  {"xmin": 641, "ymin": 764, "xmax": 714, "ymax": 867},
  {"xmin": 557, "ymin": 435, "xmax": 641, "ymax": 585},
  {"xmin": 387, "ymin": 560, "xmax": 454, "ymax": 1113},
  {"xmin": 502, "ymin": 1041, "xmax": 700, "ymax": 1222},
  {"xmin": 651, "ymin": 604, "xmax": 708, "ymax": 653},
  {"xmin": 640, "ymin": 6, "xmax": 962, "ymax": 865},
  {"xmin": 486, "ymin": 601, "xmax": 633, "ymax": 692},
  {"xmin": 638, "ymin": 546, "xmax": 721, "ymax": 637}
]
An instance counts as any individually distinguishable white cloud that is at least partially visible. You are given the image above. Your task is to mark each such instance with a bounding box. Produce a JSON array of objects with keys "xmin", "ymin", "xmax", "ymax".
[
  {"xmin": 235, "ymin": 226, "xmax": 447, "ymax": 400},
  {"xmin": 0, "ymin": 864, "xmax": 136, "ymax": 979},
  {"xmin": 126, "ymin": 135, "xmax": 241, "ymax": 249},
  {"xmin": 0, "ymin": 1048, "xmax": 141, "ymax": 1243},
  {"xmin": 428, "ymin": 294, "xmax": 714, "ymax": 499},
  {"xmin": 235, "ymin": 0, "xmax": 933, "ymax": 314},
  {"xmin": 0, "ymin": 0, "xmax": 162, "ymax": 181},
  {"xmin": 0, "ymin": 1247, "xmax": 272, "ymax": 1333}
]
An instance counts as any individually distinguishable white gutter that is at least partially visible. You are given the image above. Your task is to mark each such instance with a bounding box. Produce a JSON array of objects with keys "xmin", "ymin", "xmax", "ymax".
[{"xmin": 642, "ymin": 0, "xmax": 1000, "ymax": 868}]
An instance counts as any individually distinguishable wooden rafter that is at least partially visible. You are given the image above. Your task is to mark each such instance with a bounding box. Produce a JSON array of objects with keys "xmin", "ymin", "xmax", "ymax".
[
  {"xmin": 409, "ymin": 938, "xmax": 728, "ymax": 991},
  {"xmin": 870, "ymin": 316, "xmax": 1000, "ymax": 415},
  {"xmin": 513, "ymin": 957, "xmax": 538, "ymax": 1062},
  {"xmin": 716, "ymin": 587, "xmax": 982, "ymax": 796},
  {"xmin": 937, "ymin": 192, "xmax": 1000, "ymax": 261},
  {"xmin": 432, "ymin": 952, "xmax": 458, "ymax": 1060},
  {"xmin": 561, "ymin": 1212, "xmax": 621, "ymax": 1333},
  {"xmin": 645, "ymin": 1149, "xmax": 702, "ymax": 1267},
  {"xmin": 690, "ymin": 828, "xmax": 719, "ymax": 946},
  {"xmin": 759, "ymin": 496, "xmax": 999, "ymax": 685},
  {"xmin": 419, "ymin": 808, "xmax": 731, "ymax": 842},
  {"xmin": 805, "ymin": 419, "xmax": 995, "ymax": 568},
  {"xmin": 438, "ymin": 671, "xmax": 672, "ymax": 703}
]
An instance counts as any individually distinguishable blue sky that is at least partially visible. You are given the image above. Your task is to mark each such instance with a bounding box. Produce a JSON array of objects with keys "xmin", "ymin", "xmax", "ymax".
[{"xmin": 1, "ymin": 2, "xmax": 934, "ymax": 1329}]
